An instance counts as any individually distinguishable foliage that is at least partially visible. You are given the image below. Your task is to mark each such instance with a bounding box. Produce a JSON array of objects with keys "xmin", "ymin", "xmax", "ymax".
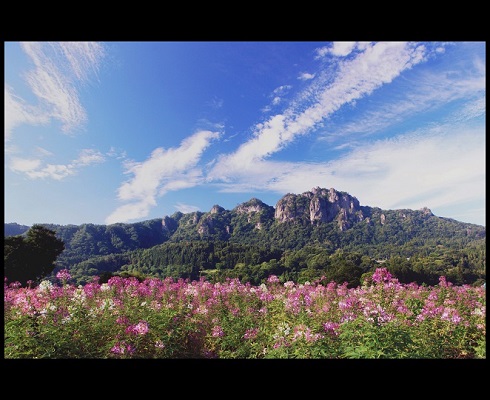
[{"xmin": 4, "ymin": 225, "xmax": 65, "ymax": 287}]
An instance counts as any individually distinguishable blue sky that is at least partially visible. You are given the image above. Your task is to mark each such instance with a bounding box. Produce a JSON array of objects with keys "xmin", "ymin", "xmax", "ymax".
[{"xmin": 4, "ymin": 41, "xmax": 486, "ymax": 227}]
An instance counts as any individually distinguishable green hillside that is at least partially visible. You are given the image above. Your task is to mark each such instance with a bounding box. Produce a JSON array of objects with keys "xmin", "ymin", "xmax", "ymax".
[{"xmin": 5, "ymin": 188, "xmax": 486, "ymax": 287}]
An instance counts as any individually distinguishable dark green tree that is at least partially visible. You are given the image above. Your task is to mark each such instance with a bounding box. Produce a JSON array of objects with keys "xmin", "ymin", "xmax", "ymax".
[{"xmin": 4, "ymin": 225, "xmax": 65, "ymax": 286}]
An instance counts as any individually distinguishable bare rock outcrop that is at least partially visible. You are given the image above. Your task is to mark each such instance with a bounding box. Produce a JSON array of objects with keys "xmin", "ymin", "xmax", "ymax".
[{"xmin": 275, "ymin": 187, "xmax": 364, "ymax": 230}]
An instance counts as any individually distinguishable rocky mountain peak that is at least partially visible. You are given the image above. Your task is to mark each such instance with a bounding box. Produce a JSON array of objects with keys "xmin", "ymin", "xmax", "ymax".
[
  {"xmin": 275, "ymin": 187, "xmax": 364, "ymax": 230},
  {"xmin": 210, "ymin": 205, "xmax": 225, "ymax": 214},
  {"xmin": 234, "ymin": 198, "xmax": 272, "ymax": 214}
]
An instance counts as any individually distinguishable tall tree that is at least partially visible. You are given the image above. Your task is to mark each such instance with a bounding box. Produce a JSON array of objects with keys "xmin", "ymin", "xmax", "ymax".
[{"xmin": 4, "ymin": 225, "xmax": 65, "ymax": 286}]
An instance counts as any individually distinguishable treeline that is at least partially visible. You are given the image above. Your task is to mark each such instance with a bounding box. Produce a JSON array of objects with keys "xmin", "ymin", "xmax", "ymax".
[{"xmin": 63, "ymin": 239, "xmax": 486, "ymax": 288}]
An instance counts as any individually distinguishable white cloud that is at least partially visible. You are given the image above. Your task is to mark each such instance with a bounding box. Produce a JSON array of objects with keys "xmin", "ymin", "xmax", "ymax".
[
  {"xmin": 105, "ymin": 201, "xmax": 156, "ymax": 226},
  {"xmin": 9, "ymin": 158, "xmax": 76, "ymax": 180},
  {"xmin": 9, "ymin": 158, "xmax": 42, "ymax": 173},
  {"xmin": 331, "ymin": 126, "xmax": 485, "ymax": 214},
  {"xmin": 315, "ymin": 46, "xmax": 330, "ymax": 59},
  {"xmin": 57, "ymin": 42, "xmax": 105, "ymax": 82},
  {"xmin": 329, "ymin": 42, "xmax": 358, "ymax": 57},
  {"xmin": 106, "ymin": 130, "xmax": 220, "ymax": 224},
  {"xmin": 315, "ymin": 42, "xmax": 372, "ymax": 59},
  {"xmin": 449, "ymin": 96, "xmax": 485, "ymax": 122},
  {"xmin": 107, "ymin": 147, "xmax": 127, "ymax": 160},
  {"xmin": 5, "ymin": 85, "xmax": 49, "ymax": 143},
  {"xmin": 272, "ymin": 96, "xmax": 281, "ymax": 106},
  {"xmin": 35, "ymin": 147, "xmax": 54, "ymax": 157},
  {"xmin": 6, "ymin": 42, "xmax": 105, "ymax": 138},
  {"xmin": 8, "ymin": 148, "xmax": 106, "ymax": 180},
  {"xmin": 272, "ymin": 85, "xmax": 292, "ymax": 95},
  {"xmin": 298, "ymin": 72, "xmax": 315, "ymax": 81},
  {"xmin": 73, "ymin": 149, "xmax": 106, "ymax": 166},
  {"xmin": 263, "ymin": 85, "xmax": 293, "ymax": 111}
]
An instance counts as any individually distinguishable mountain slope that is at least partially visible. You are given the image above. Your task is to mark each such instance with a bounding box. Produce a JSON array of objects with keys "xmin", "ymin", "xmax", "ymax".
[{"xmin": 5, "ymin": 187, "xmax": 485, "ymax": 286}]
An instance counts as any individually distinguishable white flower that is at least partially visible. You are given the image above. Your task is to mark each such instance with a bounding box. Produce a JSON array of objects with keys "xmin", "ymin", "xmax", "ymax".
[{"xmin": 38, "ymin": 280, "xmax": 53, "ymax": 292}]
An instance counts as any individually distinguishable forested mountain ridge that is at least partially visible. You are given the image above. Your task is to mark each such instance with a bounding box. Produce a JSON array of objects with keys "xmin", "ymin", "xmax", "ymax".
[
  {"xmin": 5, "ymin": 187, "xmax": 486, "ymax": 286},
  {"xmin": 4, "ymin": 222, "xmax": 31, "ymax": 237}
]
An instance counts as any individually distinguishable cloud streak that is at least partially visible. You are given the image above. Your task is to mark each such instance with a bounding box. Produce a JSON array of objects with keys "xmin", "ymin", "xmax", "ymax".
[
  {"xmin": 5, "ymin": 85, "xmax": 49, "ymax": 143},
  {"xmin": 318, "ymin": 62, "xmax": 485, "ymax": 142},
  {"xmin": 9, "ymin": 149, "xmax": 106, "ymax": 180},
  {"xmin": 209, "ymin": 42, "xmax": 429, "ymax": 181},
  {"xmin": 5, "ymin": 42, "xmax": 105, "ymax": 140},
  {"xmin": 105, "ymin": 130, "xmax": 221, "ymax": 224}
]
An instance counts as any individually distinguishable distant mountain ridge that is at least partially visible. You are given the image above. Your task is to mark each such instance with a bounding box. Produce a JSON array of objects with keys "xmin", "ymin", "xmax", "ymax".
[
  {"xmin": 5, "ymin": 187, "xmax": 485, "ymax": 244},
  {"xmin": 5, "ymin": 187, "xmax": 485, "ymax": 286},
  {"xmin": 4, "ymin": 222, "xmax": 31, "ymax": 237}
]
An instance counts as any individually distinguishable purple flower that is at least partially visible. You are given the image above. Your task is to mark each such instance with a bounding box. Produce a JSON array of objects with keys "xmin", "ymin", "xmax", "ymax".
[
  {"xmin": 111, "ymin": 341, "xmax": 135, "ymax": 355},
  {"xmin": 372, "ymin": 268, "xmax": 393, "ymax": 284},
  {"xmin": 243, "ymin": 328, "xmax": 259, "ymax": 339},
  {"xmin": 116, "ymin": 316, "xmax": 130, "ymax": 325},
  {"xmin": 212, "ymin": 325, "xmax": 224, "ymax": 337},
  {"xmin": 56, "ymin": 269, "xmax": 71, "ymax": 283},
  {"xmin": 323, "ymin": 321, "xmax": 340, "ymax": 336},
  {"xmin": 126, "ymin": 320, "xmax": 149, "ymax": 335}
]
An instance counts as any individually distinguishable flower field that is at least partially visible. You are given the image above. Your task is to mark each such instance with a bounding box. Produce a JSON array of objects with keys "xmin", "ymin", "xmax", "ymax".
[{"xmin": 4, "ymin": 268, "xmax": 486, "ymax": 359}]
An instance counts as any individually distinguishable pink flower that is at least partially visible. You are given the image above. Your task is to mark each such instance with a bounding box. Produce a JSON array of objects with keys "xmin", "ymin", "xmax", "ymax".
[
  {"xmin": 133, "ymin": 321, "xmax": 149, "ymax": 335},
  {"xmin": 116, "ymin": 316, "xmax": 130, "ymax": 325},
  {"xmin": 111, "ymin": 341, "xmax": 135, "ymax": 355},
  {"xmin": 243, "ymin": 328, "xmax": 259, "ymax": 339},
  {"xmin": 438, "ymin": 276, "xmax": 452, "ymax": 287},
  {"xmin": 126, "ymin": 320, "xmax": 149, "ymax": 335},
  {"xmin": 323, "ymin": 321, "xmax": 340, "ymax": 336},
  {"xmin": 56, "ymin": 269, "xmax": 71, "ymax": 283},
  {"xmin": 212, "ymin": 325, "xmax": 224, "ymax": 337},
  {"xmin": 372, "ymin": 268, "xmax": 393, "ymax": 284}
]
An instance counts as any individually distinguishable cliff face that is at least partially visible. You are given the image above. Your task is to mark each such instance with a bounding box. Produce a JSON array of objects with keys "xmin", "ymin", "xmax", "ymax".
[{"xmin": 274, "ymin": 187, "xmax": 365, "ymax": 230}]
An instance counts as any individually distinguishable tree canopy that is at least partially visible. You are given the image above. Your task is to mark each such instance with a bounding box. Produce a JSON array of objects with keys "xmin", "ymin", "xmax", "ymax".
[{"xmin": 4, "ymin": 225, "xmax": 65, "ymax": 287}]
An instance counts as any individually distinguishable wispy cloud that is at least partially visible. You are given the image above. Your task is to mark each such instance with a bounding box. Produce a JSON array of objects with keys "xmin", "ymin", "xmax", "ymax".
[
  {"xmin": 174, "ymin": 203, "xmax": 201, "ymax": 213},
  {"xmin": 317, "ymin": 57, "xmax": 485, "ymax": 142},
  {"xmin": 5, "ymin": 85, "xmax": 49, "ymax": 143},
  {"xmin": 209, "ymin": 42, "xmax": 431, "ymax": 181},
  {"xmin": 105, "ymin": 130, "xmax": 221, "ymax": 224},
  {"xmin": 5, "ymin": 42, "xmax": 105, "ymax": 141},
  {"xmin": 206, "ymin": 96, "xmax": 224, "ymax": 109},
  {"xmin": 262, "ymin": 85, "xmax": 293, "ymax": 112},
  {"xmin": 447, "ymin": 97, "xmax": 485, "ymax": 123},
  {"xmin": 8, "ymin": 148, "xmax": 106, "ymax": 180},
  {"xmin": 72, "ymin": 149, "xmax": 106, "ymax": 166}
]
